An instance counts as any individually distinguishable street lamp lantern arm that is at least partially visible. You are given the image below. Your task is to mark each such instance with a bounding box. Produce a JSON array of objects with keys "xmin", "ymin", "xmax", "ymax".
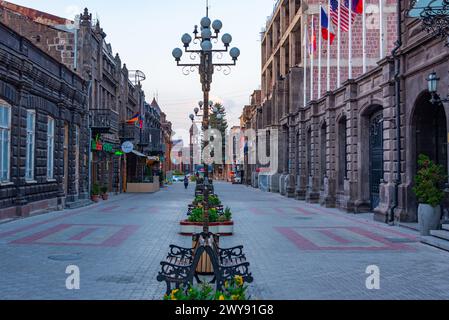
[{"xmin": 176, "ymin": 62, "xmax": 201, "ymax": 67}]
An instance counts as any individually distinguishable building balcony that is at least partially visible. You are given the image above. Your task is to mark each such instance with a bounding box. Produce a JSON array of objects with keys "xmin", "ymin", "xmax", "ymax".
[
  {"xmin": 138, "ymin": 129, "xmax": 150, "ymax": 146},
  {"xmin": 91, "ymin": 109, "xmax": 119, "ymax": 134},
  {"xmin": 120, "ymin": 123, "xmax": 140, "ymax": 142}
]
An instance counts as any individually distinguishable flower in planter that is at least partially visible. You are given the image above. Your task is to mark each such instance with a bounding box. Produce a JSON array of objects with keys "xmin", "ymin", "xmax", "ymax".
[{"xmin": 163, "ymin": 275, "xmax": 249, "ymax": 300}]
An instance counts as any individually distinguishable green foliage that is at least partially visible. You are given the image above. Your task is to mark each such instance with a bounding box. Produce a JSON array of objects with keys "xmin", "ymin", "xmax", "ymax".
[
  {"xmin": 164, "ymin": 276, "xmax": 248, "ymax": 301},
  {"xmin": 224, "ymin": 207, "xmax": 232, "ymax": 221},
  {"xmin": 100, "ymin": 185, "xmax": 108, "ymax": 194},
  {"xmin": 413, "ymin": 154, "xmax": 447, "ymax": 207},
  {"xmin": 190, "ymin": 175, "xmax": 197, "ymax": 182},
  {"xmin": 194, "ymin": 195, "xmax": 221, "ymax": 206},
  {"xmin": 91, "ymin": 183, "xmax": 101, "ymax": 196},
  {"xmin": 208, "ymin": 195, "xmax": 221, "ymax": 206},
  {"xmin": 188, "ymin": 207, "xmax": 220, "ymax": 223},
  {"xmin": 173, "ymin": 170, "xmax": 184, "ymax": 176}
]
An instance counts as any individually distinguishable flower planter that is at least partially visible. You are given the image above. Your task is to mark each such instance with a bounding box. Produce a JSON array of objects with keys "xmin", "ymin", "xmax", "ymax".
[
  {"xmin": 101, "ymin": 193, "xmax": 109, "ymax": 200},
  {"xmin": 91, "ymin": 195, "xmax": 101, "ymax": 203},
  {"xmin": 418, "ymin": 204, "xmax": 441, "ymax": 236},
  {"xmin": 180, "ymin": 221, "xmax": 234, "ymax": 236}
]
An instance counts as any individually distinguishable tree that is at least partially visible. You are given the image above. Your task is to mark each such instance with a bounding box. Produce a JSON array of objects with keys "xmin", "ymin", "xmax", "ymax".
[{"xmin": 209, "ymin": 103, "xmax": 228, "ymax": 175}]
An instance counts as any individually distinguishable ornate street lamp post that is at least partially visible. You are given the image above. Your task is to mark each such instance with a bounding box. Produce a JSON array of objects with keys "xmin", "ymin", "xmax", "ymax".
[{"xmin": 173, "ymin": 13, "xmax": 240, "ymax": 235}]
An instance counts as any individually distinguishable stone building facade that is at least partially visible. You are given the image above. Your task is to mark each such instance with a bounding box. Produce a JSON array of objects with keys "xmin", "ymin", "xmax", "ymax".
[
  {"xmin": 0, "ymin": 3, "xmax": 171, "ymax": 198},
  {"xmin": 242, "ymin": 0, "xmax": 449, "ymax": 224},
  {"xmin": 0, "ymin": 21, "xmax": 89, "ymax": 218}
]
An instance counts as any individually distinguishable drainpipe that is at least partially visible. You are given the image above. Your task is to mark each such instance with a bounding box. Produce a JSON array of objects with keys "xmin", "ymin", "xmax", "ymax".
[
  {"xmin": 390, "ymin": 0, "xmax": 402, "ymax": 225},
  {"xmin": 87, "ymin": 79, "xmax": 93, "ymax": 199}
]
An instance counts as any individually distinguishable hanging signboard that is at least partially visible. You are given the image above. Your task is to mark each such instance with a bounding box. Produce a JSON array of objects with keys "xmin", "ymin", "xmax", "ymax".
[
  {"xmin": 121, "ymin": 141, "xmax": 134, "ymax": 154},
  {"xmin": 91, "ymin": 139, "xmax": 115, "ymax": 153}
]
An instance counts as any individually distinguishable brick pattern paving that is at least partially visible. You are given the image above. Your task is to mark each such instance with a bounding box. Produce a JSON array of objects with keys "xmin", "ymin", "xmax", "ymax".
[{"xmin": 0, "ymin": 183, "xmax": 448, "ymax": 300}]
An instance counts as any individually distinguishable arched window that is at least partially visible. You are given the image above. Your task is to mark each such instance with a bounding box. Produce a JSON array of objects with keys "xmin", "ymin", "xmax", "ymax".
[
  {"xmin": 0, "ymin": 101, "xmax": 11, "ymax": 182},
  {"xmin": 338, "ymin": 116, "xmax": 347, "ymax": 189},
  {"xmin": 306, "ymin": 128, "xmax": 312, "ymax": 177},
  {"xmin": 320, "ymin": 123, "xmax": 327, "ymax": 187}
]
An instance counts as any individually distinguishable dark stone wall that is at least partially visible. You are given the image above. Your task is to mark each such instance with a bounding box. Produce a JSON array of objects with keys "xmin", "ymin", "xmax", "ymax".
[{"xmin": 0, "ymin": 22, "xmax": 88, "ymax": 217}]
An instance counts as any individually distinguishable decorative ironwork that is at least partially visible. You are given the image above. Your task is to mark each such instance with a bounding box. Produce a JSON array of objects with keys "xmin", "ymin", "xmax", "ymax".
[
  {"xmin": 182, "ymin": 65, "xmax": 198, "ymax": 76},
  {"xmin": 409, "ymin": 0, "xmax": 449, "ymax": 42},
  {"xmin": 156, "ymin": 233, "xmax": 253, "ymax": 294}
]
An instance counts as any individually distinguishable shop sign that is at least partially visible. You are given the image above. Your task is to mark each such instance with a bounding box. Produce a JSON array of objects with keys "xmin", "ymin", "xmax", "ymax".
[
  {"xmin": 121, "ymin": 141, "xmax": 134, "ymax": 154},
  {"xmin": 91, "ymin": 136, "xmax": 115, "ymax": 153}
]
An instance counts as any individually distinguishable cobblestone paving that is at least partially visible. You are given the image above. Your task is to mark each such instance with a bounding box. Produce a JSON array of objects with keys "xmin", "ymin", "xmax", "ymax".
[{"xmin": 0, "ymin": 182, "xmax": 448, "ymax": 300}]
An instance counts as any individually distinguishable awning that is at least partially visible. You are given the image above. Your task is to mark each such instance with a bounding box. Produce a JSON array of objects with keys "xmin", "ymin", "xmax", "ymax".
[{"xmin": 131, "ymin": 150, "xmax": 147, "ymax": 158}]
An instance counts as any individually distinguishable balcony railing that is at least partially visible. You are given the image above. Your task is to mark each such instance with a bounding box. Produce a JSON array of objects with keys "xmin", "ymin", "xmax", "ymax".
[
  {"xmin": 138, "ymin": 129, "xmax": 150, "ymax": 146},
  {"xmin": 91, "ymin": 109, "xmax": 119, "ymax": 134},
  {"xmin": 120, "ymin": 123, "xmax": 140, "ymax": 142}
]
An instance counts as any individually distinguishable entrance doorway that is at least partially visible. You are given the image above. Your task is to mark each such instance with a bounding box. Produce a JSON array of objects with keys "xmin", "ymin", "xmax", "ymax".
[
  {"xmin": 369, "ymin": 111, "xmax": 384, "ymax": 210},
  {"xmin": 413, "ymin": 93, "xmax": 447, "ymax": 173}
]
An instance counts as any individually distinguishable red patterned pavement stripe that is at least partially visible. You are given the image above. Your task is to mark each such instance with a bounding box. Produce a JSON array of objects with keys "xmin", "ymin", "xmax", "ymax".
[
  {"xmin": 10, "ymin": 224, "xmax": 72, "ymax": 244},
  {"xmin": 301, "ymin": 203, "xmax": 418, "ymax": 241},
  {"xmin": 69, "ymin": 227, "xmax": 99, "ymax": 241},
  {"xmin": 101, "ymin": 206, "xmax": 120, "ymax": 212},
  {"xmin": 101, "ymin": 225, "xmax": 140, "ymax": 247},
  {"xmin": 318, "ymin": 229, "xmax": 352, "ymax": 244},
  {"xmin": 0, "ymin": 195, "xmax": 139, "ymax": 239},
  {"xmin": 275, "ymin": 227, "xmax": 319, "ymax": 250}
]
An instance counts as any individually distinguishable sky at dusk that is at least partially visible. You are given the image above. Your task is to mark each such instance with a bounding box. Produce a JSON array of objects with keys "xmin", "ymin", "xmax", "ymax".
[{"xmin": 11, "ymin": 0, "xmax": 277, "ymax": 143}]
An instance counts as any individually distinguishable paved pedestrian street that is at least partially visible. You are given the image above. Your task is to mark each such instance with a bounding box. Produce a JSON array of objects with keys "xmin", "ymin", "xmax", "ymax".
[{"xmin": 0, "ymin": 182, "xmax": 448, "ymax": 300}]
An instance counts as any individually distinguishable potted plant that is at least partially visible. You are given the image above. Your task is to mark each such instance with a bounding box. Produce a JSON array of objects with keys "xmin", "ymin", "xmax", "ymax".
[
  {"xmin": 413, "ymin": 154, "xmax": 446, "ymax": 236},
  {"xmin": 101, "ymin": 185, "xmax": 109, "ymax": 200},
  {"xmin": 180, "ymin": 207, "xmax": 234, "ymax": 236},
  {"xmin": 91, "ymin": 183, "xmax": 101, "ymax": 203}
]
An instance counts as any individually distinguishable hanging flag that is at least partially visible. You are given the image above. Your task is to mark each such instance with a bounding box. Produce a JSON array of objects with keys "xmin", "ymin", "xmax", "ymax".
[
  {"xmin": 126, "ymin": 113, "xmax": 140, "ymax": 124},
  {"xmin": 330, "ymin": 0, "xmax": 356, "ymax": 32},
  {"xmin": 321, "ymin": 6, "xmax": 336, "ymax": 45},
  {"xmin": 307, "ymin": 23, "xmax": 317, "ymax": 56},
  {"xmin": 351, "ymin": 0, "xmax": 363, "ymax": 14}
]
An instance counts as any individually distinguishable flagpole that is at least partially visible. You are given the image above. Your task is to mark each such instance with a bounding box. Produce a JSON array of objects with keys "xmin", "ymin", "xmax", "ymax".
[
  {"xmin": 327, "ymin": 0, "xmax": 331, "ymax": 92},
  {"xmin": 318, "ymin": 4, "xmax": 322, "ymax": 99},
  {"xmin": 304, "ymin": 23, "xmax": 307, "ymax": 106},
  {"xmin": 337, "ymin": 0, "xmax": 341, "ymax": 87},
  {"xmin": 362, "ymin": 0, "xmax": 366, "ymax": 73},
  {"xmin": 349, "ymin": 0, "xmax": 352, "ymax": 79},
  {"xmin": 379, "ymin": 0, "xmax": 384, "ymax": 59},
  {"xmin": 310, "ymin": 15, "xmax": 314, "ymax": 101}
]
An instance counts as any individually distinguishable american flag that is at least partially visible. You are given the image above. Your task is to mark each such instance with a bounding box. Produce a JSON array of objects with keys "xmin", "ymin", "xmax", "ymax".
[{"xmin": 330, "ymin": 0, "xmax": 356, "ymax": 32}]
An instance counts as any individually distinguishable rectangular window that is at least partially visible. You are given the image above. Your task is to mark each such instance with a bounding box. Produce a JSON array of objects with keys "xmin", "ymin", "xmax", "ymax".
[
  {"xmin": 75, "ymin": 125, "xmax": 80, "ymax": 194},
  {"xmin": 25, "ymin": 110, "xmax": 35, "ymax": 181},
  {"xmin": 47, "ymin": 117, "xmax": 55, "ymax": 179},
  {"xmin": 0, "ymin": 105, "xmax": 11, "ymax": 182}
]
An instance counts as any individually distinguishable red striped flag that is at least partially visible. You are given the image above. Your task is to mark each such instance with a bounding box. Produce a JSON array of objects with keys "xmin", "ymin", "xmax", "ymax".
[{"xmin": 330, "ymin": 0, "xmax": 356, "ymax": 32}]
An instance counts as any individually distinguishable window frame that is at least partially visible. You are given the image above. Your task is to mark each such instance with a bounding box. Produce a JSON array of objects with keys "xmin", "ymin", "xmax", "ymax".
[
  {"xmin": 47, "ymin": 116, "xmax": 55, "ymax": 180},
  {"xmin": 25, "ymin": 110, "xmax": 36, "ymax": 182},
  {"xmin": 0, "ymin": 104, "xmax": 11, "ymax": 183}
]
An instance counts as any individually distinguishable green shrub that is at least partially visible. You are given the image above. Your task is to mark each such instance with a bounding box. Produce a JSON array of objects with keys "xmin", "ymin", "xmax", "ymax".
[
  {"xmin": 188, "ymin": 207, "xmax": 220, "ymax": 223},
  {"xmin": 224, "ymin": 207, "xmax": 232, "ymax": 221},
  {"xmin": 91, "ymin": 183, "xmax": 101, "ymax": 196},
  {"xmin": 413, "ymin": 154, "xmax": 447, "ymax": 207},
  {"xmin": 100, "ymin": 185, "xmax": 108, "ymax": 194}
]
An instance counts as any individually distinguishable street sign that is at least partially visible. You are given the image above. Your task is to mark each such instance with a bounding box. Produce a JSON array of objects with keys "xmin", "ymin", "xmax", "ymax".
[{"xmin": 121, "ymin": 141, "xmax": 134, "ymax": 154}]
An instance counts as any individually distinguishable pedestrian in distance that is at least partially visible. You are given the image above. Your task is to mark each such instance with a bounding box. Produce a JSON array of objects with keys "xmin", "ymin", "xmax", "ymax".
[{"xmin": 184, "ymin": 176, "xmax": 189, "ymax": 190}]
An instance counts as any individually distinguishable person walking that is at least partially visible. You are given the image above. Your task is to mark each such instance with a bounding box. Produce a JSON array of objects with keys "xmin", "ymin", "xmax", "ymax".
[{"xmin": 184, "ymin": 176, "xmax": 189, "ymax": 190}]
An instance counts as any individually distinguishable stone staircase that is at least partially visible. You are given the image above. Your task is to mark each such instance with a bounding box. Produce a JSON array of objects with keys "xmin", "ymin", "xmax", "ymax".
[{"xmin": 421, "ymin": 224, "xmax": 449, "ymax": 252}]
